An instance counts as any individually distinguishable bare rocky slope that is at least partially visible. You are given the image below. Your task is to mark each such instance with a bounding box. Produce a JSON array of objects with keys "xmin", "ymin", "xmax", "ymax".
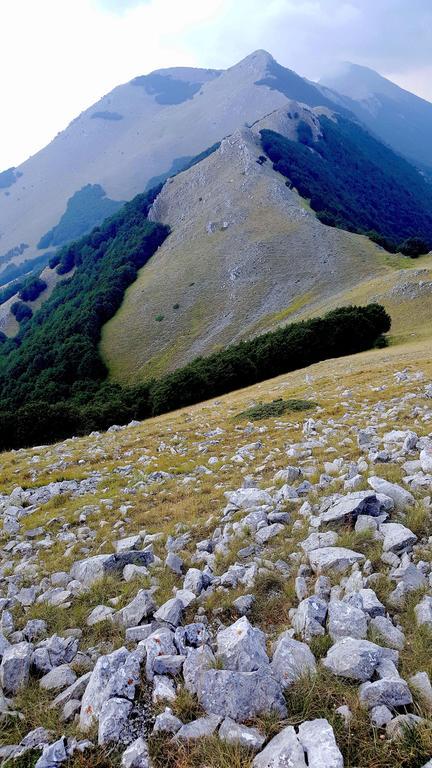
[
  {"xmin": 100, "ymin": 103, "xmax": 384, "ymax": 384},
  {"xmin": 1, "ymin": 341, "xmax": 432, "ymax": 767}
]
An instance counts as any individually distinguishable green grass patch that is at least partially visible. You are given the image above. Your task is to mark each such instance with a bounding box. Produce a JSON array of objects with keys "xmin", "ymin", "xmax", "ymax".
[{"xmin": 236, "ymin": 397, "xmax": 317, "ymax": 421}]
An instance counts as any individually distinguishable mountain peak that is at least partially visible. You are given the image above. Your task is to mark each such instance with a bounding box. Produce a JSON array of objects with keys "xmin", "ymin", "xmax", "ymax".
[{"xmin": 228, "ymin": 49, "xmax": 275, "ymax": 75}]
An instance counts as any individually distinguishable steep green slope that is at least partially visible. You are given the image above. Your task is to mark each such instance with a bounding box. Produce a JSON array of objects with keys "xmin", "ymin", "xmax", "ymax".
[
  {"xmin": 0, "ymin": 186, "xmax": 168, "ymax": 410},
  {"xmin": 261, "ymin": 115, "xmax": 432, "ymax": 252}
]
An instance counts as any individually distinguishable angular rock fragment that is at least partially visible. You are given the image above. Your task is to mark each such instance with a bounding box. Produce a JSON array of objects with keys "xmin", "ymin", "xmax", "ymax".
[
  {"xmin": 308, "ymin": 547, "xmax": 364, "ymax": 574},
  {"xmin": 323, "ymin": 637, "xmax": 383, "ymax": 681},
  {"xmin": 196, "ymin": 668, "xmax": 287, "ymax": 721},
  {"xmin": 216, "ymin": 617, "xmax": 269, "ymax": 672}
]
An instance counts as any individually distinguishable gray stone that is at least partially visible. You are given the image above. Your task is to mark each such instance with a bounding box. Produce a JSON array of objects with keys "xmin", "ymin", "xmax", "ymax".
[
  {"xmin": 355, "ymin": 515, "xmax": 378, "ymax": 533},
  {"xmin": 122, "ymin": 626, "xmax": 152, "ymax": 646},
  {"xmin": 323, "ymin": 637, "xmax": 383, "ymax": 681},
  {"xmin": 420, "ymin": 446, "xmax": 432, "ymax": 473},
  {"xmin": 219, "ymin": 717, "xmax": 265, "ymax": 751},
  {"xmin": 183, "ymin": 645, "xmax": 215, "ymax": 693},
  {"xmin": 376, "ymin": 658, "xmax": 401, "ymax": 680},
  {"xmin": 71, "ymin": 551, "xmax": 153, "ymax": 586},
  {"xmin": 40, "ymin": 664, "xmax": 77, "ymax": 691},
  {"xmin": 196, "ymin": 668, "xmax": 287, "ymax": 722},
  {"xmin": 183, "ymin": 568, "xmax": 204, "ymax": 595},
  {"xmin": 32, "ymin": 635, "xmax": 78, "ymax": 674},
  {"xmin": 359, "ymin": 678, "xmax": 413, "ymax": 709},
  {"xmin": 357, "ymin": 588, "xmax": 385, "ymax": 618},
  {"xmin": 253, "ymin": 725, "xmax": 307, "ymax": 768},
  {"xmin": 0, "ymin": 632, "xmax": 10, "ymax": 659},
  {"xmin": 98, "ymin": 697, "xmax": 133, "ymax": 746},
  {"xmin": 174, "ymin": 623, "xmax": 210, "ymax": 653},
  {"xmin": 255, "ymin": 523, "xmax": 284, "ymax": 545},
  {"xmin": 297, "ymin": 718, "xmax": 343, "ymax": 768},
  {"xmin": 116, "ymin": 535, "xmax": 142, "ymax": 553},
  {"xmin": 386, "ymin": 714, "xmax": 425, "ymax": 739},
  {"xmin": 225, "ymin": 488, "xmax": 272, "ymax": 510},
  {"xmin": 370, "ymin": 705, "xmax": 393, "ymax": 727},
  {"xmin": 308, "ymin": 547, "xmax": 364, "ymax": 574},
  {"xmin": 51, "ymin": 672, "xmax": 91, "ymax": 709},
  {"xmin": 370, "ymin": 616, "xmax": 405, "ymax": 650},
  {"xmin": 300, "ymin": 531, "xmax": 338, "ymax": 553},
  {"xmin": 271, "ymin": 633, "xmax": 316, "ymax": 688},
  {"xmin": 153, "ymin": 707, "xmax": 182, "ymax": 734},
  {"xmin": 0, "ymin": 641, "xmax": 32, "ymax": 694},
  {"xmin": 123, "ymin": 564, "xmax": 150, "ymax": 582},
  {"xmin": 380, "ymin": 523, "xmax": 417, "ymax": 554},
  {"xmin": 335, "ymin": 705, "xmax": 352, "ymax": 727},
  {"xmin": 153, "ymin": 654, "xmax": 185, "ymax": 676},
  {"xmin": 293, "ymin": 596, "xmax": 327, "ymax": 640},
  {"xmin": 154, "ymin": 598, "xmax": 184, "ymax": 627},
  {"xmin": 233, "ymin": 594, "xmax": 255, "ymax": 615},
  {"xmin": 368, "ymin": 477, "xmax": 414, "ymax": 512},
  {"xmin": 116, "ymin": 590, "xmax": 156, "ymax": 628},
  {"xmin": 174, "ymin": 714, "xmax": 222, "ymax": 740},
  {"xmin": 328, "ymin": 600, "xmax": 368, "ymax": 641},
  {"xmin": 165, "ymin": 552, "xmax": 183, "ymax": 575},
  {"xmin": 409, "ymin": 671, "xmax": 432, "ymax": 708},
  {"xmin": 22, "ymin": 619, "xmax": 47, "ymax": 643},
  {"xmin": 320, "ymin": 492, "xmax": 383, "ymax": 525},
  {"xmin": 392, "ymin": 560, "xmax": 426, "ymax": 590},
  {"xmin": 21, "ymin": 727, "xmax": 53, "ymax": 748},
  {"xmin": 415, "ymin": 595, "xmax": 432, "ymax": 628},
  {"xmin": 152, "ymin": 675, "xmax": 176, "ymax": 703},
  {"xmin": 70, "ymin": 555, "xmax": 111, "ymax": 586},
  {"xmin": 143, "ymin": 627, "xmax": 176, "ymax": 682},
  {"xmin": 216, "ymin": 617, "xmax": 269, "ymax": 672},
  {"xmin": 35, "ymin": 737, "xmax": 68, "ymax": 768},
  {"xmin": 121, "ymin": 737, "xmax": 151, "ymax": 768},
  {"xmin": 62, "ymin": 699, "xmax": 81, "ymax": 722},
  {"xmin": 80, "ymin": 646, "xmax": 140, "ymax": 730},
  {"xmin": 87, "ymin": 605, "xmax": 114, "ymax": 626}
]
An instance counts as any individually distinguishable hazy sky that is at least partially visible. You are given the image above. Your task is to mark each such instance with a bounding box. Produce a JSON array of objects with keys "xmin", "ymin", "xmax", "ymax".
[{"xmin": 1, "ymin": 0, "xmax": 431, "ymax": 169}]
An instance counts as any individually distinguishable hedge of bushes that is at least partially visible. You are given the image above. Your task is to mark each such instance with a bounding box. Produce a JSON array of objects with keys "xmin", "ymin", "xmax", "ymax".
[{"xmin": 0, "ymin": 303, "xmax": 390, "ymax": 450}]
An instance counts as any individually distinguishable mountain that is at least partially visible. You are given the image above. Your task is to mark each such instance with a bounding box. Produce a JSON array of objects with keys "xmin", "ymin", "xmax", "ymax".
[
  {"xmin": 319, "ymin": 62, "xmax": 432, "ymax": 172},
  {"xmin": 99, "ymin": 106, "xmax": 385, "ymax": 383},
  {"xmin": 3, "ymin": 52, "xmax": 432, "ymax": 278},
  {"xmin": 1, "ymin": 50, "xmax": 331, "ymax": 270},
  {"xmin": 2, "ymin": 50, "xmax": 432, "ymax": 448}
]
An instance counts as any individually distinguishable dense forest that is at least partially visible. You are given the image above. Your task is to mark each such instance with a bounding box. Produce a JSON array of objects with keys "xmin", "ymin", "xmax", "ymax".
[
  {"xmin": 0, "ymin": 185, "xmax": 168, "ymax": 408},
  {"xmin": 0, "ymin": 300, "xmax": 390, "ymax": 450},
  {"xmin": 261, "ymin": 116, "xmax": 432, "ymax": 254}
]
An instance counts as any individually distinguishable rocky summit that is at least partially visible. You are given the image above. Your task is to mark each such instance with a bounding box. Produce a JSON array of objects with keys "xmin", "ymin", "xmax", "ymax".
[{"xmin": 1, "ymin": 348, "xmax": 432, "ymax": 767}]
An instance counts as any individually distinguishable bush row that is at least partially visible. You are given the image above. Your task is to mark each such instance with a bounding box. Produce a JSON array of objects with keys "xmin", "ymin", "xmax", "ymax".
[{"xmin": 0, "ymin": 304, "xmax": 391, "ymax": 450}]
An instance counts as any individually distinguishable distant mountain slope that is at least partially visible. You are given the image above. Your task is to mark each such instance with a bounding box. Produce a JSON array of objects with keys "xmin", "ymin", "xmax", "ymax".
[
  {"xmin": 0, "ymin": 51, "xmax": 380, "ymax": 272},
  {"xmin": 260, "ymin": 113, "xmax": 432, "ymax": 251},
  {"xmin": 0, "ymin": 52, "xmax": 290, "ymax": 267},
  {"xmin": 102, "ymin": 98, "xmax": 432, "ymax": 385},
  {"xmin": 319, "ymin": 63, "xmax": 432, "ymax": 171},
  {"xmin": 101, "ymin": 104, "xmax": 387, "ymax": 384}
]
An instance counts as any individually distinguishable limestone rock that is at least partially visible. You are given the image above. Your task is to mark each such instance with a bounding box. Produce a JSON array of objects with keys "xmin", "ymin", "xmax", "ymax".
[
  {"xmin": 216, "ymin": 617, "xmax": 269, "ymax": 672},
  {"xmin": 323, "ymin": 637, "xmax": 383, "ymax": 681}
]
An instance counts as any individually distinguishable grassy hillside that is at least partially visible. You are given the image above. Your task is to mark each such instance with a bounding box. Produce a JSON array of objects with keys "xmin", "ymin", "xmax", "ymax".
[
  {"xmin": 101, "ymin": 117, "xmax": 390, "ymax": 385},
  {"xmin": 1, "ymin": 332, "xmax": 432, "ymax": 767}
]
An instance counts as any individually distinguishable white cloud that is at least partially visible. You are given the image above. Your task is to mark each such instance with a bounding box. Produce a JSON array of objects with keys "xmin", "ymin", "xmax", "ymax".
[{"xmin": 1, "ymin": 0, "xmax": 431, "ymax": 169}]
